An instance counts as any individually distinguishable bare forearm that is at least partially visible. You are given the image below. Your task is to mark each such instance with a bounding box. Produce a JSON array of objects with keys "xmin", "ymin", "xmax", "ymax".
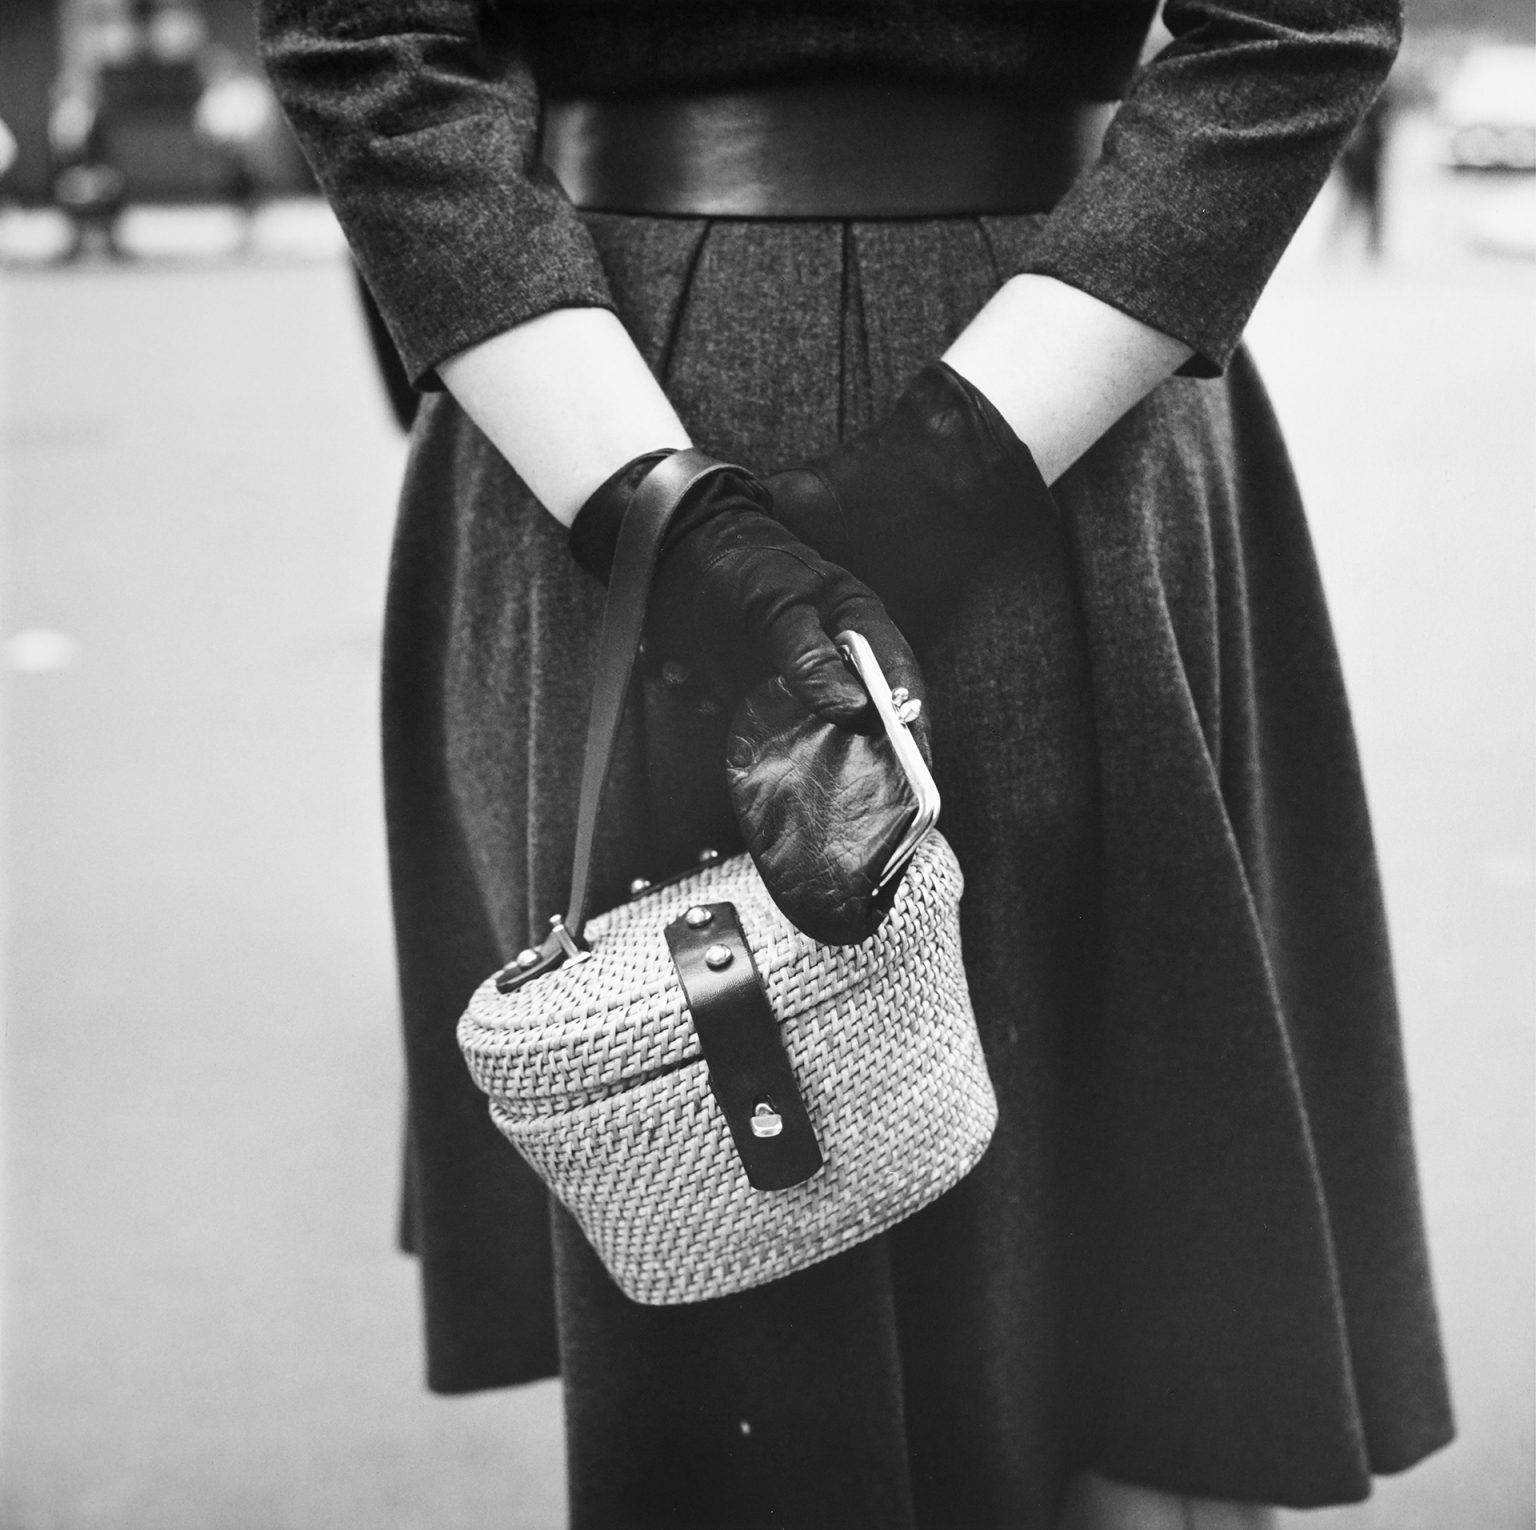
[
  {"xmin": 438, "ymin": 274, "xmax": 1191, "ymax": 526},
  {"xmin": 438, "ymin": 307, "xmax": 691, "ymax": 526},
  {"xmin": 943, "ymin": 274, "xmax": 1193, "ymax": 485}
]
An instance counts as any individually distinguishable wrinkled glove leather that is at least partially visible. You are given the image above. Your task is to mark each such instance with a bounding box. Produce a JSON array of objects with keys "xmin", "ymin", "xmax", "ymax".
[
  {"xmin": 571, "ymin": 450, "xmax": 923, "ymax": 729},
  {"xmin": 726, "ymin": 673, "xmax": 927, "ymax": 947},
  {"xmin": 766, "ymin": 359, "xmax": 1057, "ymax": 641}
]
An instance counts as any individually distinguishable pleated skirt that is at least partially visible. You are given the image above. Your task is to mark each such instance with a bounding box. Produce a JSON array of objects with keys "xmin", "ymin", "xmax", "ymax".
[{"xmin": 383, "ymin": 212, "xmax": 1454, "ymax": 1529}]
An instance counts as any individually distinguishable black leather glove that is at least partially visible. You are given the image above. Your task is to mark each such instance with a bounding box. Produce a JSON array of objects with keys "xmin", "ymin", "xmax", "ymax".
[
  {"xmin": 765, "ymin": 360, "xmax": 1058, "ymax": 642},
  {"xmin": 570, "ymin": 450, "xmax": 925, "ymax": 731}
]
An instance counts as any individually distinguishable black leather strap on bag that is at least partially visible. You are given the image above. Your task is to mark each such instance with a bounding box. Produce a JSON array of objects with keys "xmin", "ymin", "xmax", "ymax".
[
  {"xmin": 665, "ymin": 902, "xmax": 823, "ymax": 1191},
  {"xmin": 494, "ymin": 448, "xmax": 734, "ymax": 994}
]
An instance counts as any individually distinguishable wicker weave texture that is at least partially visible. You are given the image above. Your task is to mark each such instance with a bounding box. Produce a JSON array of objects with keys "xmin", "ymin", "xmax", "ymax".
[{"xmin": 458, "ymin": 832, "xmax": 996, "ymax": 1304}]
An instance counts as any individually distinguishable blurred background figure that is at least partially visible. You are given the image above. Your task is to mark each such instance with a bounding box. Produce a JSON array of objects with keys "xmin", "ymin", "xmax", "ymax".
[
  {"xmin": 49, "ymin": 63, "xmax": 129, "ymax": 260},
  {"xmin": 52, "ymin": 1, "xmax": 215, "ymax": 259},
  {"xmin": 193, "ymin": 64, "xmax": 284, "ymax": 244},
  {"xmin": 1333, "ymin": 85, "xmax": 1395, "ymax": 260}
]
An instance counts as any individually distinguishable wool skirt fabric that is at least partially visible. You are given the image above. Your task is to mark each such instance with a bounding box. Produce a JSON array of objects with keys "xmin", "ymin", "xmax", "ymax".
[{"xmin": 383, "ymin": 212, "xmax": 1454, "ymax": 1529}]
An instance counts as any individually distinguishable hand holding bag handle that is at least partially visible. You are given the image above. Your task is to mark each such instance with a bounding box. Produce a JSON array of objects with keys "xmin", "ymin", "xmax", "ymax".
[
  {"xmin": 725, "ymin": 632, "xmax": 940, "ymax": 946},
  {"xmin": 502, "ymin": 445, "xmax": 933, "ymax": 988}
]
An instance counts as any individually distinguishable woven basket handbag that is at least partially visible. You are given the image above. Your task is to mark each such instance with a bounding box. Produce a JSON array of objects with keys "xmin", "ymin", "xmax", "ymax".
[{"xmin": 456, "ymin": 451, "xmax": 997, "ymax": 1305}]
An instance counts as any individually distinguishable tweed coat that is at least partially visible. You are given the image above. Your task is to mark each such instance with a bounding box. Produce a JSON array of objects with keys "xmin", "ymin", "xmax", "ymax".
[{"xmin": 259, "ymin": 3, "xmax": 1455, "ymax": 1525}]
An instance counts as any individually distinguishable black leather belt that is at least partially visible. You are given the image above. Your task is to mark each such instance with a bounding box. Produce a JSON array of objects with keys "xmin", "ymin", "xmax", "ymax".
[{"xmin": 540, "ymin": 83, "xmax": 1114, "ymax": 219}]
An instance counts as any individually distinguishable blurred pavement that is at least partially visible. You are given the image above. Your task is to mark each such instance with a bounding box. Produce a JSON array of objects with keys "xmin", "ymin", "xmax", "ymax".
[{"xmin": 1, "ymin": 116, "xmax": 1532, "ymax": 1528}]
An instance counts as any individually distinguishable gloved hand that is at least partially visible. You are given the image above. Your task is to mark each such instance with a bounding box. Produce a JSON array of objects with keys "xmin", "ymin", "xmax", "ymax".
[
  {"xmin": 765, "ymin": 360, "xmax": 1058, "ymax": 642},
  {"xmin": 569, "ymin": 450, "xmax": 926, "ymax": 734}
]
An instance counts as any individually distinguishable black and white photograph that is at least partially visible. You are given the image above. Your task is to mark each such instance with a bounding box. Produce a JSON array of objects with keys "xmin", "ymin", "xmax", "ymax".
[{"xmin": 1, "ymin": 1, "xmax": 1531, "ymax": 1526}]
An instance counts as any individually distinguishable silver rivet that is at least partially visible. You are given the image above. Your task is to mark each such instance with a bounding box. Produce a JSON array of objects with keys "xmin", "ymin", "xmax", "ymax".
[
  {"xmin": 896, "ymin": 697, "xmax": 923, "ymax": 726},
  {"xmin": 515, "ymin": 948, "xmax": 540, "ymax": 969},
  {"xmin": 661, "ymin": 660, "xmax": 691, "ymax": 688},
  {"xmin": 750, "ymin": 1103, "xmax": 783, "ymax": 1138},
  {"xmin": 697, "ymin": 846, "xmax": 721, "ymax": 864},
  {"xmin": 628, "ymin": 876, "xmax": 652, "ymax": 896},
  {"xmin": 685, "ymin": 906, "xmax": 713, "ymax": 929},
  {"xmin": 704, "ymin": 943, "xmax": 733, "ymax": 970}
]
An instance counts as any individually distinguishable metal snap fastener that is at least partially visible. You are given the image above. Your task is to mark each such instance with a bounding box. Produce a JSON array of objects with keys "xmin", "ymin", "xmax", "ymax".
[
  {"xmin": 684, "ymin": 906, "xmax": 713, "ymax": 929},
  {"xmin": 704, "ymin": 944, "xmax": 733, "ymax": 971},
  {"xmin": 697, "ymin": 847, "xmax": 721, "ymax": 864},
  {"xmin": 749, "ymin": 1103, "xmax": 783, "ymax": 1138},
  {"xmin": 628, "ymin": 877, "xmax": 652, "ymax": 897},
  {"xmin": 514, "ymin": 948, "xmax": 540, "ymax": 969}
]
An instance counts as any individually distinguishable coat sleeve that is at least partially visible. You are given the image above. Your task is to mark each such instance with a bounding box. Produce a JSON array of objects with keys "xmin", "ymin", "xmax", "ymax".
[
  {"xmin": 256, "ymin": 0, "xmax": 614, "ymax": 389},
  {"xmin": 1023, "ymin": 0, "xmax": 1402, "ymax": 375}
]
